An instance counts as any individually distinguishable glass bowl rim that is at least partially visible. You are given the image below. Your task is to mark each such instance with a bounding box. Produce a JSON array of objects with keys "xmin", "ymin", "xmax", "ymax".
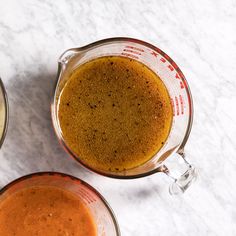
[{"xmin": 0, "ymin": 171, "xmax": 121, "ymax": 236}]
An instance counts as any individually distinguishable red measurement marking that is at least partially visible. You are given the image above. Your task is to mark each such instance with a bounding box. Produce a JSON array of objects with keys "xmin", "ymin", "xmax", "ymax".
[
  {"xmin": 175, "ymin": 73, "xmax": 180, "ymax": 79},
  {"xmin": 121, "ymin": 52, "xmax": 139, "ymax": 59},
  {"xmin": 123, "ymin": 49, "xmax": 141, "ymax": 55},
  {"xmin": 171, "ymin": 98, "xmax": 175, "ymax": 116},
  {"xmin": 174, "ymin": 72, "xmax": 185, "ymax": 89},
  {"xmin": 175, "ymin": 96, "xmax": 179, "ymax": 116},
  {"xmin": 151, "ymin": 51, "xmax": 159, "ymax": 57},
  {"xmin": 125, "ymin": 45, "xmax": 144, "ymax": 52},
  {"xmin": 179, "ymin": 95, "xmax": 184, "ymax": 114},
  {"xmin": 180, "ymin": 81, "xmax": 185, "ymax": 89},
  {"xmin": 160, "ymin": 57, "xmax": 166, "ymax": 63},
  {"xmin": 160, "ymin": 60, "xmax": 186, "ymax": 91},
  {"xmin": 168, "ymin": 64, "xmax": 174, "ymax": 71}
]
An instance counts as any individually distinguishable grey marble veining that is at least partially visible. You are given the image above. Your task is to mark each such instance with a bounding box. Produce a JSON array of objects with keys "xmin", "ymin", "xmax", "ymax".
[{"xmin": 0, "ymin": 0, "xmax": 236, "ymax": 235}]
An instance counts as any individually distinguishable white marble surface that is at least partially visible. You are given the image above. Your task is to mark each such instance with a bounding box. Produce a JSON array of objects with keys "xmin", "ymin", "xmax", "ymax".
[{"xmin": 0, "ymin": 0, "xmax": 236, "ymax": 235}]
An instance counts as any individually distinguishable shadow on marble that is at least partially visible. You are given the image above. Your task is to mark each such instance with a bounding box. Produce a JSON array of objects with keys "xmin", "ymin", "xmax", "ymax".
[
  {"xmin": 2, "ymin": 68, "xmax": 91, "ymax": 179},
  {"xmin": 100, "ymin": 178, "xmax": 163, "ymax": 206}
]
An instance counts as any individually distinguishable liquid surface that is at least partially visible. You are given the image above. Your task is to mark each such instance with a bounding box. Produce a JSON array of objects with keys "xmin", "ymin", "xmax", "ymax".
[
  {"xmin": 0, "ymin": 186, "xmax": 97, "ymax": 236},
  {"xmin": 58, "ymin": 56, "xmax": 173, "ymax": 171}
]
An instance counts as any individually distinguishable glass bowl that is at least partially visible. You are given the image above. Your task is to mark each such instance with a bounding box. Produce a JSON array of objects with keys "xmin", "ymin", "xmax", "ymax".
[{"xmin": 0, "ymin": 172, "xmax": 120, "ymax": 235}]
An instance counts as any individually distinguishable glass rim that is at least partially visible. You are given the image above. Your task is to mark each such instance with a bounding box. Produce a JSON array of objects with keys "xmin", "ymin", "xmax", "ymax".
[
  {"xmin": 52, "ymin": 37, "xmax": 193, "ymax": 179},
  {"xmin": 0, "ymin": 78, "xmax": 9, "ymax": 148},
  {"xmin": 0, "ymin": 171, "xmax": 121, "ymax": 236}
]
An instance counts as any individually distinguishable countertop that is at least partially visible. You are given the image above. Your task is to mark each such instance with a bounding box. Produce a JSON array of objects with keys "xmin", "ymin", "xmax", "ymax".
[{"xmin": 0, "ymin": 0, "xmax": 236, "ymax": 235}]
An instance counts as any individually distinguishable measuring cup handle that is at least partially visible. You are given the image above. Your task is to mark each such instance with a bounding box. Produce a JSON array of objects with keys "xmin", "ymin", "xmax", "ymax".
[{"xmin": 159, "ymin": 151, "xmax": 197, "ymax": 195}]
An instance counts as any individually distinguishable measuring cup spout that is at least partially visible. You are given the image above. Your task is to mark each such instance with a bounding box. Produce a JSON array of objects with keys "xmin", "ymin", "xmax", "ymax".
[
  {"xmin": 58, "ymin": 48, "xmax": 82, "ymax": 65},
  {"xmin": 159, "ymin": 151, "xmax": 197, "ymax": 195},
  {"xmin": 55, "ymin": 48, "xmax": 84, "ymax": 87}
]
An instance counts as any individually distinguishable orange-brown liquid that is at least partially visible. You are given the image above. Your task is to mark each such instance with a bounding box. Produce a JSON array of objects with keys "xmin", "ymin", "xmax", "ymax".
[
  {"xmin": 0, "ymin": 186, "xmax": 97, "ymax": 236},
  {"xmin": 58, "ymin": 56, "xmax": 173, "ymax": 172}
]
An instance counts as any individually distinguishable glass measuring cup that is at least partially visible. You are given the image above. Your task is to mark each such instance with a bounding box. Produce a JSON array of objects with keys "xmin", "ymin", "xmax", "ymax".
[
  {"xmin": 0, "ymin": 172, "xmax": 120, "ymax": 235},
  {"xmin": 51, "ymin": 37, "xmax": 197, "ymax": 194}
]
